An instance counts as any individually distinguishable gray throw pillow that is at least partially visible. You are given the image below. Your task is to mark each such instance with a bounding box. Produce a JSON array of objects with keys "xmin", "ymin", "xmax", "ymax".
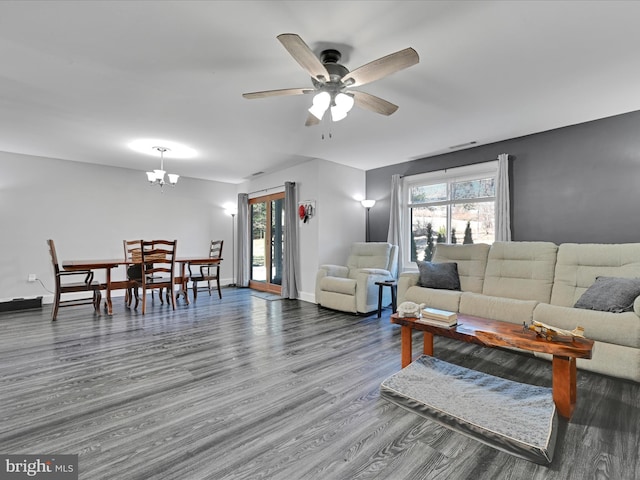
[
  {"xmin": 416, "ymin": 261, "xmax": 461, "ymax": 290},
  {"xmin": 574, "ymin": 276, "xmax": 640, "ymax": 313}
]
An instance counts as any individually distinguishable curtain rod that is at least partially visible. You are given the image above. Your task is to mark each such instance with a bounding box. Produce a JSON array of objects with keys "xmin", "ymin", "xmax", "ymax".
[
  {"xmin": 399, "ymin": 156, "xmax": 503, "ymax": 178},
  {"xmin": 248, "ymin": 182, "xmax": 293, "ymax": 196}
]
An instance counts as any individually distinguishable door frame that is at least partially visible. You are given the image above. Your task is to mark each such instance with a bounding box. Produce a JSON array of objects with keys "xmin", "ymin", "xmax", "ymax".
[{"xmin": 248, "ymin": 192, "xmax": 284, "ymax": 295}]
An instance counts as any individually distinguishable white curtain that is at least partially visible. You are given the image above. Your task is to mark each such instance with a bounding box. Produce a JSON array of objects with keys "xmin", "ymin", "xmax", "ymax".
[
  {"xmin": 282, "ymin": 181, "xmax": 299, "ymax": 299},
  {"xmin": 496, "ymin": 153, "xmax": 511, "ymax": 241},
  {"xmin": 387, "ymin": 174, "xmax": 404, "ymax": 276},
  {"xmin": 236, "ymin": 193, "xmax": 250, "ymax": 287}
]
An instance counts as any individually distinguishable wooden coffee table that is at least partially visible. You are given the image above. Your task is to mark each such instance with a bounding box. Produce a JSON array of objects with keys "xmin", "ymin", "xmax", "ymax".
[{"xmin": 390, "ymin": 313, "xmax": 594, "ymax": 420}]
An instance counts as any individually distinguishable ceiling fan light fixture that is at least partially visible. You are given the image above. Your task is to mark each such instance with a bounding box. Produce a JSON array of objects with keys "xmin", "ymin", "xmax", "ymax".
[
  {"xmin": 309, "ymin": 91, "xmax": 331, "ymax": 120},
  {"xmin": 331, "ymin": 92, "xmax": 355, "ymax": 122},
  {"xmin": 330, "ymin": 106, "xmax": 348, "ymax": 122},
  {"xmin": 335, "ymin": 92, "xmax": 354, "ymax": 112}
]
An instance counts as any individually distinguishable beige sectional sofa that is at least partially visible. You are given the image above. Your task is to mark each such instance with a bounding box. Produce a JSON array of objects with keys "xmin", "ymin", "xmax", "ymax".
[{"xmin": 398, "ymin": 241, "xmax": 640, "ymax": 383}]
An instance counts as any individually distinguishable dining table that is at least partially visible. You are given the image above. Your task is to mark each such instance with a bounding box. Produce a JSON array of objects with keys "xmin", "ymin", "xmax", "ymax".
[{"xmin": 62, "ymin": 256, "xmax": 223, "ymax": 315}]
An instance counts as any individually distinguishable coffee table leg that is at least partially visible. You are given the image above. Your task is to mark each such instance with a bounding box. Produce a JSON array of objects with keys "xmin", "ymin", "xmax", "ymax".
[
  {"xmin": 401, "ymin": 325, "xmax": 412, "ymax": 368},
  {"xmin": 552, "ymin": 355, "xmax": 577, "ymax": 419},
  {"xmin": 423, "ymin": 332, "xmax": 434, "ymax": 356}
]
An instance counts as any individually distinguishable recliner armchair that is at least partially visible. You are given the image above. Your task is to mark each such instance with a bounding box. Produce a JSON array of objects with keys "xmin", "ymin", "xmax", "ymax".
[{"xmin": 316, "ymin": 242, "xmax": 398, "ymax": 314}]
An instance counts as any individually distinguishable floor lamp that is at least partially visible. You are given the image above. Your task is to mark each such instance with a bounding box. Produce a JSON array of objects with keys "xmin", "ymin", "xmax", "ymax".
[
  {"xmin": 226, "ymin": 206, "xmax": 237, "ymax": 287},
  {"xmin": 361, "ymin": 199, "xmax": 376, "ymax": 242}
]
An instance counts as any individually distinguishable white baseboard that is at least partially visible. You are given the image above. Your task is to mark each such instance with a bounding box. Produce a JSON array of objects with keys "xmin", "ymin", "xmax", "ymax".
[
  {"xmin": 298, "ymin": 291, "xmax": 316, "ymax": 304},
  {"xmin": 28, "ymin": 286, "xmax": 318, "ymax": 305}
]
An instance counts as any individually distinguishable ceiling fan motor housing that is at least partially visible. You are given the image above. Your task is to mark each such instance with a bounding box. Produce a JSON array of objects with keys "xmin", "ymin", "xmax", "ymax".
[{"xmin": 313, "ymin": 49, "xmax": 349, "ymax": 91}]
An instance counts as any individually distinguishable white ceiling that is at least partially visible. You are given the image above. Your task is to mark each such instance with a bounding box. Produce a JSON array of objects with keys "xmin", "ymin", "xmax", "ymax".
[{"xmin": 2, "ymin": 1, "xmax": 640, "ymax": 184}]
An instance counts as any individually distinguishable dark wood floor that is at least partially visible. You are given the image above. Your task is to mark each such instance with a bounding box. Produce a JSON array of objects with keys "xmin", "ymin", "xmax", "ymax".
[{"xmin": 0, "ymin": 288, "xmax": 637, "ymax": 480}]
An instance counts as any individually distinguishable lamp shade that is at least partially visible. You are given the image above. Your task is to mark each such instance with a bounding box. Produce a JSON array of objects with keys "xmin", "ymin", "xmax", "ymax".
[
  {"xmin": 309, "ymin": 91, "xmax": 331, "ymax": 120},
  {"xmin": 167, "ymin": 173, "xmax": 179, "ymax": 185},
  {"xmin": 361, "ymin": 199, "xmax": 376, "ymax": 209},
  {"xmin": 335, "ymin": 93, "xmax": 354, "ymax": 112},
  {"xmin": 331, "ymin": 93, "xmax": 355, "ymax": 122}
]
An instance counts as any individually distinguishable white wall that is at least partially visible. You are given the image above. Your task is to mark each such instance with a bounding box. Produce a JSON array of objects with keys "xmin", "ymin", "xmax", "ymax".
[
  {"xmin": 317, "ymin": 160, "xmax": 367, "ymax": 267},
  {"xmin": 241, "ymin": 158, "xmax": 366, "ymax": 302},
  {"xmin": 0, "ymin": 151, "xmax": 237, "ymax": 303}
]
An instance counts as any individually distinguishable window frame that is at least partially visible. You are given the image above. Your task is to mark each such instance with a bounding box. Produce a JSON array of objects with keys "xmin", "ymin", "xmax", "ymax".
[{"xmin": 403, "ymin": 161, "xmax": 498, "ymax": 267}]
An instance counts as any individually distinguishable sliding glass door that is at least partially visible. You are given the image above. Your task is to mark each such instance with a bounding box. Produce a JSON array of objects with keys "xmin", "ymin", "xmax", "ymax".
[{"xmin": 249, "ymin": 192, "xmax": 284, "ymax": 294}]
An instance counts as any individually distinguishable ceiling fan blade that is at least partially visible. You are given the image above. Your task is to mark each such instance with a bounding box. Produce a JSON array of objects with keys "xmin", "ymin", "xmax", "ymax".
[
  {"xmin": 305, "ymin": 112, "xmax": 320, "ymax": 127},
  {"xmin": 242, "ymin": 88, "xmax": 313, "ymax": 100},
  {"xmin": 341, "ymin": 47, "xmax": 419, "ymax": 87},
  {"xmin": 352, "ymin": 91, "xmax": 399, "ymax": 116},
  {"xmin": 277, "ymin": 33, "xmax": 330, "ymax": 82}
]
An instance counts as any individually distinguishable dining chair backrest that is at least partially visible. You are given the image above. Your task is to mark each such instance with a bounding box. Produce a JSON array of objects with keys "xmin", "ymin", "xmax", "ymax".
[
  {"xmin": 47, "ymin": 238, "xmax": 62, "ymax": 276},
  {"xmin": 141, "ymin": 240, "xmax": 177, "ymax": 281},
  {"xmin": 123, "ymin": 239, "xmax": 143, "ymax": 263},
  {"xmin": 210, "ymin": 240, "xmax": 223, "ymax": 260}
]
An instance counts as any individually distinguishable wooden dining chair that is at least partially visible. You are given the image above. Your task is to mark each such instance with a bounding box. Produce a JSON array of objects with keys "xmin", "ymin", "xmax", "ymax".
[
  {"xmin": 124, "ymin": 239, "xmax": 169, "ymax": 308},
  {"xmin": 122, "ymin": 240, "xmax": 142, "ymax": 309},
  {"xmin": 140, "ymin": 240, "xmax": 177, "ymax": 314},
  {"xmin": 47, "ymin": 239, "xmax": 103, "ymax": 321},
  {"xmin": 189, "ymin": 240, "xmax": 223, "ymax": 301}
]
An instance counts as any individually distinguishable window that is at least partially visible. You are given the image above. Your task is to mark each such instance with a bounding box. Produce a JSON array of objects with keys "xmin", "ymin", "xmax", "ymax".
[{"xmin": 405, "ymin": 162, "xmax": 497, "ymax": 263}]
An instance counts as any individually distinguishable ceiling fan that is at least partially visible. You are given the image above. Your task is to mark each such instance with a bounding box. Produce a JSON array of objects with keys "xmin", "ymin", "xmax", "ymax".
[{"xmin": 242, "ymin": 33, "xmax": 419, "ymax": 126}]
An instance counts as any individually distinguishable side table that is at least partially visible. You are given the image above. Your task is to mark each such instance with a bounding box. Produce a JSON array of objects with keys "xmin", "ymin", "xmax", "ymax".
[{"xmin": 375, "ymin": 280, "xmax": 397, "ymax": 318}]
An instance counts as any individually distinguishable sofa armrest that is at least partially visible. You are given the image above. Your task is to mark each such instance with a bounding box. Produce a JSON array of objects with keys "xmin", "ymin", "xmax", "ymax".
[
  {"xmin": 315, "ymin": 264, "xmax": 349, "ymax": 303},
  {"xmin": 356, "ymin": 268, "xmax": 393, "ymax": 278},
  {"xmin": 318, "ymin": 264, "xmax": 349, "ymax": 278},
  {"xmin": 398, "ymin": 272, "xmax": 419, "ymax": 304}
]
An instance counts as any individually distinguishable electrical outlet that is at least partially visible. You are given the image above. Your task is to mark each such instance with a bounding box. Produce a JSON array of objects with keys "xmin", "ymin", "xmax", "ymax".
[{"xmin": 28, "ymin": 274, "xmax": 37, "ymax": 282}]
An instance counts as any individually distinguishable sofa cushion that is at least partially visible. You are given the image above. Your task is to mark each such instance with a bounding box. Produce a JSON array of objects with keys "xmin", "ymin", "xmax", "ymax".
[
  {"xmin": 482, "ymin": 242, "xmax": 558, "ymax": 303},
  {"xmin": 459, "ymin": 292, "xmax": 538, "ymax": 324},
  {"xmin": 433, "ymin": 243, "xmax": 490, "ymax": 293},
  {"xmin": 550, "ymin": 243, "xmax": 640, "ymax": 307},
  {"xmin": 416, "ymin": 261, "xmax": 461, "ymax": 290},
  {"xmin": 346, "ymin": 242, "xmax": 393, "ymax": 273},
  {"xmin": 319, "ymin": 276, "xmax": 356, "ymax": 295},
  {"xmin": 574, "ymin": 276, "xmax": 640, "ymax": 313},
  {"xmin": 403, "ymin": 285, "xmax": 462, "ymax": 312},
  {"xmin": 534, "ymin": 302, "xmax": 640, "ymax": 349}
]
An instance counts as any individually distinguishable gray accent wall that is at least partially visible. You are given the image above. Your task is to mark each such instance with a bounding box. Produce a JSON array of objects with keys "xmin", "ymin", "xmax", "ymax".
[{"xmin": 366, "ymin": 110, "xmax": 640, "ymax": 244}]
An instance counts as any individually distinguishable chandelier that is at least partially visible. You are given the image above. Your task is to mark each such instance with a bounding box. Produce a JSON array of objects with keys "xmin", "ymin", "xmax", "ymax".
[{"xmin": 146, "ymin": 146, "xmax": 179, "ymax": 188}]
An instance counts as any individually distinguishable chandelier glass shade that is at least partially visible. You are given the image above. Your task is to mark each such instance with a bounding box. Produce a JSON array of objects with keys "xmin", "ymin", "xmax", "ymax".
[{"xmin": 146, "ymin": 146, "xmax": 179, "ymax": 187}]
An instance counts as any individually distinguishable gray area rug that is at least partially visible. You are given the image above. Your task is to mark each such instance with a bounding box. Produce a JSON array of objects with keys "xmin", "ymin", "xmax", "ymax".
[
  {"xmin": 251, "ymin": 292, "xmax": 283, "ymax": 301},
  {"xmin": 380, "ymin": 355, "xmax": 558, "ymax": 464}
]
